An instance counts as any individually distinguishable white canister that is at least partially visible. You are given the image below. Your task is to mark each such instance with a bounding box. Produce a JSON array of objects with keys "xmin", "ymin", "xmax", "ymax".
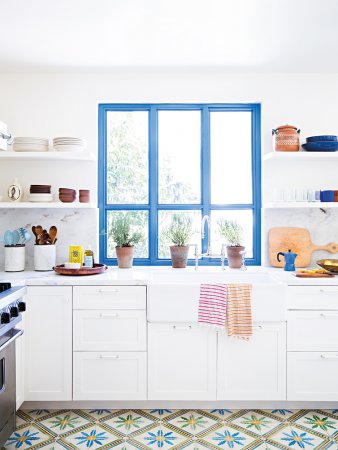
[
  {"xmin": 34, "ymin": 244, "xmax": 56, "ymax": 271},
  {"xmin": 5, "ymin": 245, "xmax": 25, "ymax": 272}
]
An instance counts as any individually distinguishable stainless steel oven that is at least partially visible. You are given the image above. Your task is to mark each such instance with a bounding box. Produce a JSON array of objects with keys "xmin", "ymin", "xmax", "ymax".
[{"xmin": 0, "ymin": 283, "xmax": 26, "ymax": 448}]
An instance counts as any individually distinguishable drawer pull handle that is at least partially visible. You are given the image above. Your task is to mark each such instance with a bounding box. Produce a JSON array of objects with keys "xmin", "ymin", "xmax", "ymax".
[
  {"xmin": 320, "ymin": 313, "xmax": 338, "ymax": 318},
  {"xmin": 321, "ymin": 354, "xmax": 338, "ymax": 359},
  {"xmin": 173, "ymin": 325, "xmax": 192, "ymax": 330},
  {"xmin": 98, "ymin": 289, "xmax": 120, "ymax": 294},
  {"xmin": 99, "ymin": 354, "xmax": 119, "ymax": 359},
  {"xmin": 253, "ymin": 325, "xmax": 263, "ymax": 329},
  {"xmin": 99, "ymin": 313, "xmax": 119, "ymax": 318}
]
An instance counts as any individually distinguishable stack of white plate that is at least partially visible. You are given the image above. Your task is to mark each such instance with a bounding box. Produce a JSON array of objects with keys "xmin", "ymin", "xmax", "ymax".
[
  {"xmin": 53, "ymin": 137, "xmax": 86, "ymax": 152},
  {"xmin": 13, "ymin": 137, "xmax": 49, "ymax": 152},
  {"xmin": 28, "ymin": 193, "xmax": 53, "ymax": 202}
]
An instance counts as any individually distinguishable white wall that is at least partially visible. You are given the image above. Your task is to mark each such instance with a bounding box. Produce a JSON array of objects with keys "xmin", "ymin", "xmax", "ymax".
[{"xmin": 0, "ymin": 70, "xmax": 338, "ymax": 266}]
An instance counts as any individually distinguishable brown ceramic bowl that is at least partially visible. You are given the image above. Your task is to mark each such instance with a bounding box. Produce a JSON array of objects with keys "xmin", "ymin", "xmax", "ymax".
[{"xmin": 317, "ymin": 259, "xmax": 338, "ymax": 273}]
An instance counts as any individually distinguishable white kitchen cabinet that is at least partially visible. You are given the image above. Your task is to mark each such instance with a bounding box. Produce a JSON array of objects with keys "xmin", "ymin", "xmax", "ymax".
[
  {"xmin": 73, "ymin": 310, "xmax": 146, "ymax": 351},
  {"xmin": 73, "ymin": 286, "xmax": 146, "ymax": 310},
  {"xmin": 73, "ymin": 351, "xmax": 147, "ymax": 400},
  {"xmin": 288, "ymin": 352, "xmax": 338, "ymax": 401},
  {"xmin": 148, "ymin": 323, "xmax": 217, "ymax": 400},
  {"xmin": 217, "ymin": 323, "xmax": 286, "ymax": 400},
  {"xmin": 25, "ymin": 286, "xmax": 72, "ymax": 401}
]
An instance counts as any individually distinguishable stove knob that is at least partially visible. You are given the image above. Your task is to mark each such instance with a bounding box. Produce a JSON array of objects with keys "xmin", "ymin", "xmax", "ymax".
[
  {"xmin": 1, "ymin": 312, "xmax": 10, "ymax": 324},
  {"xmin": 10, "ymin": 306, "xmax": 19, "ymax": 318},
  {"xmin": 18, "ymin": 302, "xmax": 26, "ymax": 312}
]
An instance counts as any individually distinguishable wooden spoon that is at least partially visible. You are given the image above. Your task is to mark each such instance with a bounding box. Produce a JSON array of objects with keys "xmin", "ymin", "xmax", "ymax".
[
  {"xmin": 32, "ymin": 225, "xmax": 40, "ymax": 245},
  {"xmin": 49, "ymin": 226, "xmax": 57, "ymax": 244}
]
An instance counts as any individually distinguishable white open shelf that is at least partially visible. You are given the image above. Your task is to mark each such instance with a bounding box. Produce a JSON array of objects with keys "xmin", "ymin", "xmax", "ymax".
[
  {"xmin": 264, "ymin": 202, "xmax": 338, "ymax": 209},
  {"xmin": 263, "ymin": 151, "xmax": 338, "ymax": 161},
  {"xmin": 0, "ymin": 151, "xmax": 96, "ymax": 161},
  {"xmin": 0, "ymin": 202, "xmax": 97, "ymax": 209}
]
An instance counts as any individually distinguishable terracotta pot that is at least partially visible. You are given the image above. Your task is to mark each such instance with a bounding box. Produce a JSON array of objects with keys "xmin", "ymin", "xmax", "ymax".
[
  {"xmin": 272, "ymin": 124, "xmax": 300, "ymax": 152},
  {"xmin": 226, "ymin": 245, "xmax": 245, "ymax": 269},
  {"xmin": 116, "ymin": 246, "xmax": 134, "ymax": 268},
  {"xmin": 170, "ymin": 245, "xmax": 189, "ymax": 268}
]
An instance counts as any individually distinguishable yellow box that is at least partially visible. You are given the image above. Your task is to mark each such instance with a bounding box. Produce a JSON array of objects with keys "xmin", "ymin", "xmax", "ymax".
[{"xmin": 69, "ymin": 246, "xmax": 83, "ymax": 264}]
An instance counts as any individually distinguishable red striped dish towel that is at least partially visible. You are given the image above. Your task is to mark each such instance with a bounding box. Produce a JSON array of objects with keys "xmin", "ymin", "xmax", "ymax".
[
  {"xmin": 227, "ymin": 283, "xmax": 253, "ymax": 340},
  {"xmin": 198, "ymin": 283, "xmax": 228, "ymax": 329}
]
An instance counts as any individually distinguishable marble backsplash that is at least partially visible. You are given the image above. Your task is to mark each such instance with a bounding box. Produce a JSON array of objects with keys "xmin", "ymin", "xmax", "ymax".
[
  {"xmin": 263, "ymin": 207, "xmax": 338, "ymax": 267},
  {"xmin": 0, "ymin": 208, "xmax": 98, "ymax": 271}
]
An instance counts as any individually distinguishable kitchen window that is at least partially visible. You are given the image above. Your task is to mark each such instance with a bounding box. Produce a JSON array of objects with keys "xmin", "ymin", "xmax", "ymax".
[{"xmin": 98, "ymin": 104, "xmax": 261, "ymax": 265}]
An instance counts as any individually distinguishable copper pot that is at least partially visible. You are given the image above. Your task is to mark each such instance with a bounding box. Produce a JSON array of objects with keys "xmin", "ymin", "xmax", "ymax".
[{"xmin": 272, "ymin": 124, "xmax": 300, "ymax": 152}]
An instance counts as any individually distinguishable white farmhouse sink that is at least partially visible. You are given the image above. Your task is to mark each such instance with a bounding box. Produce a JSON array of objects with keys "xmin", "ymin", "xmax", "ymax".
[{"xmin": 147, "ymin": 271, "xmax": 286, "ymax": 323}]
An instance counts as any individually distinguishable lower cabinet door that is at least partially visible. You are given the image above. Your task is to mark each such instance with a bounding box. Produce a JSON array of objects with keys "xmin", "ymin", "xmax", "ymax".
[
  {"xmin": 288, "ymin": 352, "xmax": 338, "ymax": 401},
  {"xmin": 217, "ymin": 323, "xmax": 286, "ymax": 400},
  {"xmin": 73, "ymin": 352, "xmax": 147, "ymax": 400},
  {"xmin": 148, "ymin": 323, "xmax": 217, "ymax": 400}
]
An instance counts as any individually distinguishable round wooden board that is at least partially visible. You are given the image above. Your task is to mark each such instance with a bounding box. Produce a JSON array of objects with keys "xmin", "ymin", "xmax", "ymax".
[
  {"xmin": 54, "ymin": 263, "xmax": 108, "ymax": 276},
  {"xmin": 295, "ymin": 272, "xmax": 335, "ymax": 278}
]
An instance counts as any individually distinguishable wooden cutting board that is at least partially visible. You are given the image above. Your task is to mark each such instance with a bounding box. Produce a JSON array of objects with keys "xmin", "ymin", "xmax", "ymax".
[{"xmin": 268, "ymin": 227, "xmax": 338, "ymax": 268}]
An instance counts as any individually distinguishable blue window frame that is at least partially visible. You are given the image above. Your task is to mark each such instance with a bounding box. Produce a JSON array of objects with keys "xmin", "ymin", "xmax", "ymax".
[{"xmin": 98, "ymin": 103, "xmax": 261, "ymax": 266}]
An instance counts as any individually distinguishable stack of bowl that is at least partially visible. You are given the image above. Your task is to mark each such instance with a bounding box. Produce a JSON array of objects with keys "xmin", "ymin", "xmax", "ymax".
[
  {"xmin": 28, "ymin": 185, "xmax": 53, "ymax": 202},
  {"xmin": 302, "ymin": 135, "xmax": 338, "ymax": 152},
  {"xmin": 59, "ymin": 188, "xmax": 76, "ymax": 203},
  {"xmin": 79, "ymin": 189, "xmax": 90, "ymax": 203}
]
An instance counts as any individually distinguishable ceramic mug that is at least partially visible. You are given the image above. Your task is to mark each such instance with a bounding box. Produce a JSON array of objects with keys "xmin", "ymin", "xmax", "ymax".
[{"xmin": 320, "ymin": 190, "xmax": 335, "ymax": 202}]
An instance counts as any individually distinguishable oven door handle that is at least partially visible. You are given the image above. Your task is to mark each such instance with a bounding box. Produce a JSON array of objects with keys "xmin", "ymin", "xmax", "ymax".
[{"xmin": 0, "ymin": 329, "xmax": 23, "ymax": 352}]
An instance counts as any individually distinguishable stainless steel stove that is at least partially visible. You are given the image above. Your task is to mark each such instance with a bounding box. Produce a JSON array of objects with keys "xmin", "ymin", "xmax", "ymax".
[{"xmin": 0, "ymin": 282, "xmax": 26, "ymax": 447}]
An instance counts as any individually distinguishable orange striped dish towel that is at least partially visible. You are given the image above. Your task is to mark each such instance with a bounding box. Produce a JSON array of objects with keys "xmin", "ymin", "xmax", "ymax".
[{"xmin": 227, "ymin": 283, "xmax": 253, "ymax": 339}]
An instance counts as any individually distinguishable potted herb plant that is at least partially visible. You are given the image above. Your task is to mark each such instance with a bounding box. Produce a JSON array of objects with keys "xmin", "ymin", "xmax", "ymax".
[
  {"xmin": 217, "ymin": 219, "xmax": 245, "ymax": 269},
  {"xmin": 165, "ymin": 215, "xmax": 193, "ymax": 268},
  {"xmin": 110, "ymin": 214, "xmax": 143, "ymax": 268}
]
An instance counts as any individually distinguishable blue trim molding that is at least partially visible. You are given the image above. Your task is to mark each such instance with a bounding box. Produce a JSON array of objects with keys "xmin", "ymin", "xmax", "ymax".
[{"xmin": 98, "ymin": 103, "xmax": 261, "ymax": 266}]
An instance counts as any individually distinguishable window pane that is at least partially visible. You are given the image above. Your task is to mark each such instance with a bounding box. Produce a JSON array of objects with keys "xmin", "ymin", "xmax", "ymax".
[
  {"xmin": 158, "ymin": 111, "xmax": 201, "ymax": 204},
  {"xmin": 107, "ymin": 210, "xmax": 148, "ymax": 258},
  {"xmin": 107, "ymin": 111, "xmax": 148, "ymax": 204},
  {"xmin": 210, "ymin": 210, "xmax": 253, "ymax": 258},
  {"xmin": 158, "ymin": 210, "xmax": 201, "ymax": 259},
  {"xmin": 210, "ymin": 111, "xmax": 252, "ymax": 204}
]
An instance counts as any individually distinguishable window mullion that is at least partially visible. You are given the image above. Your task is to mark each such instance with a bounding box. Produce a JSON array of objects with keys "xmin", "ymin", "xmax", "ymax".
[
  {"xmin": 149, "ymin": 106, "xmax": 158, "ymax": 264},
  {"xmin": 201, "ymin": 106, "xmax": 211, "ymax": 255}
]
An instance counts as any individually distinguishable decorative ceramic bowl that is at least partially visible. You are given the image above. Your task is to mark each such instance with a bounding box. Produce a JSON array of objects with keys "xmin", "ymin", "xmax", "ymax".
[
  {"xmin": 317, "ymin": 259, "xmax": 338, "ymax": 273},
  {"xmin": 302, "ymin": 142, "xmax": 338, "ymax": 152},
  {"xmin": 306, "ymin": 135, "xmax": 338, "ymax": 143}
]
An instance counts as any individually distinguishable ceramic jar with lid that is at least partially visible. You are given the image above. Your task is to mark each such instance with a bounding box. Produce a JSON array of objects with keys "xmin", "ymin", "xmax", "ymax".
[{"xmin": 272, "ymin": 124, "xmax": 300, "ymax": 152}]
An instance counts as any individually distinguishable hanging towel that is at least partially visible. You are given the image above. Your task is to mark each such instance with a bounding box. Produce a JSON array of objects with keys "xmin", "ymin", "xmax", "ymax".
[
  {"xmin": 198, "ymin": 283, "xmax": 228, "ymax": 329},
  {"xmin": 227, "ymin": 283, "xmax": 253, "ymax": 339}
]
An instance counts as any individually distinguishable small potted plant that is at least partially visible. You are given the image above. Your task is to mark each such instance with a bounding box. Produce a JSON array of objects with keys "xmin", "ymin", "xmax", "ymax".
[
  {"xmin": 217, "ymin": 219, "xmax": 245, "ymax": 269},
  {"xmin": 110, "ymin": 214, "xmax": 143, "ymax": 268},
  {"xmin": 165, "ymin": 215, "xmax": 193, "ymax": 268}
]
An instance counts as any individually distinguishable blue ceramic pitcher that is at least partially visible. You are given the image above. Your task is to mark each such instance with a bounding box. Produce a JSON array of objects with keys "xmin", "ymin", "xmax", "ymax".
[{"xmin": 277, "ymin": 249, "xmax": 297, "ymax": 271}]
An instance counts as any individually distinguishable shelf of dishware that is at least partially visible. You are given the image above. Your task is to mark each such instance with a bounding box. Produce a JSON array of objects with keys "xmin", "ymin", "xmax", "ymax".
[
  {"xmin": 0, "ymin": 202, "xmax": 97, "ymax": 209},
  {"xmin": 263, "ymin": 151, "xmax": 338, "ymax": 161},
  {"xmin": 0, "ymin": 151, "xmax": 96, "ymax": 161},
  {"xmin": 263, "ymin": 202, "xmax": 338, "ymax": 209}
]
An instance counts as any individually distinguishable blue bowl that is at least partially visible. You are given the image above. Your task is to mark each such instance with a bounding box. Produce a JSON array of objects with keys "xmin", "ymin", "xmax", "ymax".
[
  {"xmin": 306, "ymin": 135, "xmax": 338, "ymax": 143},
  {"xmin": 321, "ymin": 190, "xmax": 335, "ymax": 202},
  {"xmin": 302, "ymin": 142, "xmax": 338, "ymax": 152}
]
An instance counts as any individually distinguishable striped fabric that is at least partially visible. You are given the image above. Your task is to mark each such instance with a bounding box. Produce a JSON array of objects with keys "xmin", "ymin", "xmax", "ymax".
[
  {"xmin": 227, "ymin": 283, "xmax": 253, "ymax": 339},
  {"xmin": 198, "ymin": 283, "xmax": 228, "ymax": 328}
]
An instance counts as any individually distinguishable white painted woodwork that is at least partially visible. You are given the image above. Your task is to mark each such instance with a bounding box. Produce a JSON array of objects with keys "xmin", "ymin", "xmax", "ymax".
[
  {"xmin": 287, "ymin": 286, "xmax": 338, "ymax": 310},
  {"xmin": 73, "ymin": 286, "xmax": 146, "ymax": 310}
]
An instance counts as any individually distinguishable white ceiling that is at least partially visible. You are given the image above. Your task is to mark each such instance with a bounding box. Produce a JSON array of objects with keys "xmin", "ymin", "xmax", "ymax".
[{"xmin": 1, "ymin": 0, "xmax": 338, "ymax": 72}]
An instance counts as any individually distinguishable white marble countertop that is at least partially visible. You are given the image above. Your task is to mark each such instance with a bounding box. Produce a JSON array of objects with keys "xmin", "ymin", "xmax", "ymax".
[{"xmin": 0, "ymin": 266, "xmax": 337, "ymax": 286}]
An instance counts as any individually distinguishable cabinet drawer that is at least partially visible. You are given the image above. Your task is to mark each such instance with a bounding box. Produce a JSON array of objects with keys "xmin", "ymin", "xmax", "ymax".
[
  {"xmin": 288, "ymin": 310, "xmax": 338, "ymax": 351},
  {"xmin": 287, "ymin": 286, "xmax": 338, "ymax": 310},
  {"xmin": 288, "ymin": 352, "xmax": 338, "ymax": 401},
  {"xmin": 73, "ymin": 351, "xmax": 147, "ymax": 400},
  {"xmin": 73, "ymin": 286, "xmax": 146, "ymax": 310},
  {"xmin": 73, "ymin": 310, "xmax": 146, "ymax": 351}
]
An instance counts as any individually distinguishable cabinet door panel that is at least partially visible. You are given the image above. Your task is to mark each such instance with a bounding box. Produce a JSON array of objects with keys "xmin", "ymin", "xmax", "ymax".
[
  {"xmin": 73, "ymin": 352, "xmax": 147, "ymax": 400},
  {"xmin": 148, "ymin": 323, "xmax": 216, "ymax": 400},
  {"xmin": 217, "ymin": 323, "xmax": 286, "ymax": 400},
  {"xmin": 73, "ymin": 286, "xmax": 146, "ymax": 310},
  {"xmin": 25, "ymin": 286, "xmax": 72, "ymax": 401}
]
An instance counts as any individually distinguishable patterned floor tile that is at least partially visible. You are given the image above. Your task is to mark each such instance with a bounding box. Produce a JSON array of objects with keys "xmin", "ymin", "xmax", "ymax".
[
  {"xmin": 166, "ymin": 410, "xmax": 219, "ymax": 436},
  {"xmin": 143, "ymin": 409, "xmax": 176, "ymax": 419},
  {"xmin": 180, "ymin": 441, "xmax": 216, "ymax": 449},
  {"xmin": 60, "ymin": 424, "xmax": 121, "ymax": 449},
  {"xmin": 102, "ymin": 410, "xmax": 155, "ymax": 436},
  {"xmin": 199, "ymin": 423, "xmax": 257, "ymax": 449},
  {"xmin": 81, "ymin": 410, "xmax": 114, "ymax": 420},
  {"xmin": 267, "ymin": 424, "xmax": 331, "ymax": 449},
  {"xmin": 293, "ymin": 411, "xmax": 338, "ymax": 437},
  {"xmin": 231, "ymin": 411, "xmax": 283, "ymax": 436},
  {"xmin": 37, "ymin": 410, "xmax": 91, "ymax": 437},
  {"xmin": 4, "ymin": 423, "xmax": 52, "ymax": 449},
  {"xmin": 207, "ymin": 409, "xmax": 237, "ymax": 421},
  {"xmin": 15, "ymin": 415, "xmax": 30, "ymax": 430},
  {"xmin": 265, "ymin": 410, "xmax": 296, "ymax": 420},
  {"xmin": 131, "ymin": 425, "xmax": 187, "ymax": 449},
  {"xmin": 35, "ymin": 443, "xmax": 69, "ymax": 449},
  {"xmin": 20, "ymin": 410, "xmax": 56, "ymax": 420}
]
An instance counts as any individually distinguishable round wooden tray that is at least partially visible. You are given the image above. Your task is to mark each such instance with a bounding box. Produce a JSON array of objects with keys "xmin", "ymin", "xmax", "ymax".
[{"xmin": 54, "ymin": 263, "xmax": 108, "ymax": 276}]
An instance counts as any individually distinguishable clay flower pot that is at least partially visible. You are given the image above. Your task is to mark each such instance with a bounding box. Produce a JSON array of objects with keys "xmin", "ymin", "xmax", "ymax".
[
  {"xmin": 170, "ymin": 245, "xmax": 189, "ymax": 268},
  {"xmin": 115, "ymin": 246, "xmax": 134, "ymax": 268},
  {"xmin": 226, "ymin": 245, "xmax": 245, "ymax": 269}
]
